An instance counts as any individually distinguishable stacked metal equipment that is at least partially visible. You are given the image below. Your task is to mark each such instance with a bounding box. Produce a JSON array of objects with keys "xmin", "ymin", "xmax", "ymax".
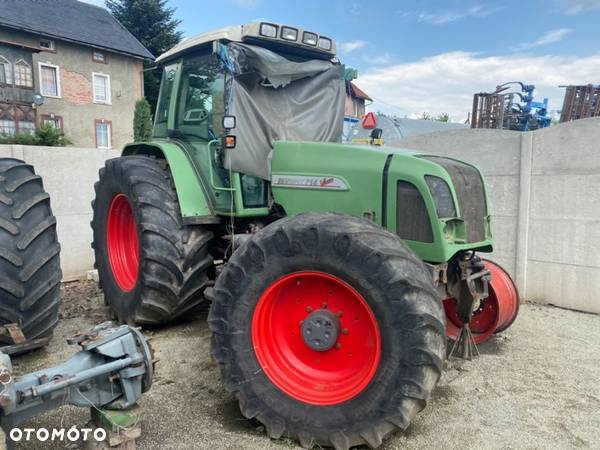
[
  {"xmin": 560, "ymin": 84, "xmax": 600, "ymax": 122},
  {"xmin": 471, "ymin": 82, "xmax": 551, "ymax": 131}
]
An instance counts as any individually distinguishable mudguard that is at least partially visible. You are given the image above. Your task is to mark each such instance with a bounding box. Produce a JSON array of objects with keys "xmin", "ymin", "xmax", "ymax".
[{"xmin": 122, "ymin": 140, "xmax": 219, "ymax": 224}]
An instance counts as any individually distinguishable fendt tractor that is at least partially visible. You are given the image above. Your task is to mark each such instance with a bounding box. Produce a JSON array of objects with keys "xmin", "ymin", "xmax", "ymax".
[{"xmin": 90, "ymin": 23, "xmax": 518, "ymax": 449}]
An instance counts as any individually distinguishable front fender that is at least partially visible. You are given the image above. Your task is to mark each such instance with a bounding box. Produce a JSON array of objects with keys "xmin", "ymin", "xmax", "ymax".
[{"xmin": 122, "ymin": 140, "xmax": 219, "ymax": 224}]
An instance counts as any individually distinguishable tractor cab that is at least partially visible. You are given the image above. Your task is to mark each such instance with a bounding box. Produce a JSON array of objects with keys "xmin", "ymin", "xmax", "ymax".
[{"xmin": 148, "ymin": 22, "xmax": 345, "ymax": 217}]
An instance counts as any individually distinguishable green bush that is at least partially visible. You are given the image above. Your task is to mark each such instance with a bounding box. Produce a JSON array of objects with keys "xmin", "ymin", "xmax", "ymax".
[
  {"xmin": 0, "ymin": 124, "xmax": 71, "ymax": 147},
  {"xmin": 133, "ymin": 98, "xmax": 153, "ymax": 141}
]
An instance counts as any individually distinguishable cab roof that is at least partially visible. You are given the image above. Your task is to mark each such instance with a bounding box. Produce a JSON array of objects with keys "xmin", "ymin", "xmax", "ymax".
[{"xmin": 156, "ymin": 22, "xmax": 336, "ymax": 64}]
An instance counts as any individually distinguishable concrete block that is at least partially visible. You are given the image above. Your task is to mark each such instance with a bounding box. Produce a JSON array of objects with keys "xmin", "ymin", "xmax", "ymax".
[
  {"xmin": 532, "ymin": 118, "xmax": 600, "ymax": 175},
  {"xmin": 485, "ymin": 175, "xmax": 519, "ymax": 217},
  {"xmin": 22, "ymin": 147, "xmax": 119, "ymax": 215},
  {"xmin": 55, "ymin": 212, "xmax": 95, "ymax": 281},
  {"xmin": 526, "ymin": 260, "xmax": 600, "ymax": 313},
  {"xmin": 399, "ymin": 128, "xmax": 522, "ymax": 175},
  {"xmin": 528, "ymin": 218, "xmax": 600, "ymax": 268},
  {"xmin": 0, "ymin": 145, "xmax": 12, "ymax": 158},
  {"xmin": 530, "ymin": 174, "xmax": 600, "ymax": 220},
  {"xmin": 489, "ymin": 215, "xmax": 517, "ymax": 261}
]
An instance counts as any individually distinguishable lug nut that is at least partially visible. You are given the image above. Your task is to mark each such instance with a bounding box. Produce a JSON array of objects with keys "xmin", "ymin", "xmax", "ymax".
[
  {"xmin": 335, "ymin": 343, "xmax": 341, "ymax": 349},
  {"xmin": 342, "ymin": 328, "xmax": 349, "ymax": 335},
  {"xmin": 322, "ymin": 302, "xmax": 328, "ymax": 309},
  {"xmin": 306, "ymin": 306, "xmax": 313, "ymax": 313}
]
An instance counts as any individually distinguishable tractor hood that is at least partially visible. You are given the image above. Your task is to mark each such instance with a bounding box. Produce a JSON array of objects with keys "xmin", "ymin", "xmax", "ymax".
[
  {"xmin": 219, "ymin": 43, "xmax": 345, "ymax": 180},
  {"xmin": 271, "ymin": 141, "xmax": 492, "ymax": 263}
]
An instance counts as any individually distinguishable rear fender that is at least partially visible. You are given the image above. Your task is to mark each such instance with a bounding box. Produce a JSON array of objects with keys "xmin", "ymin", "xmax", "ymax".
[{"xmin": 122, "ymin": 141, "xmax": 220, "ymax": 224}]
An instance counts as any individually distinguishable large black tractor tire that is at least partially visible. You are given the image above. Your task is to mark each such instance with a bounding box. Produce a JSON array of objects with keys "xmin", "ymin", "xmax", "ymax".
[
  {"xmin": 0, "ymin": 158, "xmax": 61, "ymax": 345},
  {"xmin": 91, "ymin": 155, "xmax": 213, "ymax": 325},
  {"xmin": 209, "ymin": 213, "xmax": 446, "ymax": 450}
]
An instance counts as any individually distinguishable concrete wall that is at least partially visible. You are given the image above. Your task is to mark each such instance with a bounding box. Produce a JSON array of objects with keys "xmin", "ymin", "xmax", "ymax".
[
  {"xmin": 397, "ymin": 117, "xmax": 600, "ymax": 314},
  {"xmin": 0, "ymin": 144, "xmax": 119, "ymax": 281}
]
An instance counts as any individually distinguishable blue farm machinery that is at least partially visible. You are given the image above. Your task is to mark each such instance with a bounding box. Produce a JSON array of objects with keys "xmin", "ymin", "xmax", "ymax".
[{"xmin": 471, "ymin": 82, "xmax": 551, "ymax": 130}]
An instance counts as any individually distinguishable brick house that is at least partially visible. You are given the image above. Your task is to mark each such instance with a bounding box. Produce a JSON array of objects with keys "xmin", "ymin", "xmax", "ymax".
[{"xmin": 0, "ymin": 0, "xmax": 153, "ymax": 149}]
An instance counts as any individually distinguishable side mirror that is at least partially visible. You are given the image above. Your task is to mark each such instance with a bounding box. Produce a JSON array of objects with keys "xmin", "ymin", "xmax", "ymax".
[{"xmin": 223, "ymin": 116, "xmax": 236, "ymax": 129}]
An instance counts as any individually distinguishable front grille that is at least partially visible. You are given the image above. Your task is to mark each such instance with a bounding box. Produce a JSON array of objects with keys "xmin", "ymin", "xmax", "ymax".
[
  {"xmin": 396, "ymin": 181, "xmax": 433, "ymax": 243},
  {"xmin": 422, "ymin": 157, "xmax": 487, "ymax": 243}
]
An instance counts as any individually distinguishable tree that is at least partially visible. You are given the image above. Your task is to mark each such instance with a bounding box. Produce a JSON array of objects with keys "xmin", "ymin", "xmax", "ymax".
[
  {"xmin": 106, "ymin": 0, "xmax": 183, "ymax": 112},
  {"xmin": 133, "ymin": 98, "xmax": 153, "ymax": 141},
  {"xmin": 417, "ymin": 112, "xmax": 452, "ymax": 122},
  {"xmin": 436, "ymin": 113, "xmax": 450, "ymax": 122}
]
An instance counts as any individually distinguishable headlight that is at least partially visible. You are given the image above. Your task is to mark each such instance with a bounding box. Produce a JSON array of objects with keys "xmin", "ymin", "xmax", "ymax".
[
  {"xmin": 302, "ymin": 31, "xmax": 318, "ymax": 46},
  {"xmin": 281, "ymin": 26, "xmax": 298, "ymax": 41},
  {"xmin": 318, "ymin": 37, "xmax": 332, "ymax": 50},
  {"xmin": 259, "ymin": 23, "xmax": 278, "ymax": 38},
  {"xmin": 425, "ymin": 175, "xmax": 456, "ymax": 218}
]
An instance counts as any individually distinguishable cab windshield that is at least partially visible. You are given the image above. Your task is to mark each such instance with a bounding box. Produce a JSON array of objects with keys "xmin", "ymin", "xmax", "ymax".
[{"xmin": 154, "ymin": 52, "xmax": 226, "ymax": 141}]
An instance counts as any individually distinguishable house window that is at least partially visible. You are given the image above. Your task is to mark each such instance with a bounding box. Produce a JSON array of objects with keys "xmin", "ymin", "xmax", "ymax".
[
  {"xmin": 0, "ymin": 119, "xmax": 16, "ymax": 136},
  {"xmin": 95, "ymin": 120, "xmax": 111, "ymax": 148},
  {"xmin": 18, "ymin": 121, "xmax": 35, "ymax": 135},
  {"xmin": 93, "ymin": 73, "xmax": 111, "ymax": 104},
  {"xmin": 92, "ymin": 51, "xmax": 107, "ymax": 64},
  {"xmin": 42, "ymin": 114, "xmax": 63, "ymax": 130},
  {"xmin": 0, "ymin": 56, "xmax": 12, "ymax": 84},
  {"xmin": 14, "ymin": 60, "xmax": 33, "ymax": 87},
  {"xmin": 39, "ymin": 38, "xmax": 55, "ymax": 51},
  {"xmin": 39, "ymin": 63, "xmax": 60, "ymax": 97}
]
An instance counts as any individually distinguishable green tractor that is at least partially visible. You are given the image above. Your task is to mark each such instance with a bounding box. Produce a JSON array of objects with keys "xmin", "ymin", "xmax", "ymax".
[{"xmin": 91, "ymin": 22, "xmax": 518, "ymax": 449}]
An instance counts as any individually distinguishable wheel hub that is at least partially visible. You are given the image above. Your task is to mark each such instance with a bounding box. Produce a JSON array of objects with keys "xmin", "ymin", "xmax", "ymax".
[{"xmin": 301, "ymin": 309, "xmax": 340, "ymax": 352}]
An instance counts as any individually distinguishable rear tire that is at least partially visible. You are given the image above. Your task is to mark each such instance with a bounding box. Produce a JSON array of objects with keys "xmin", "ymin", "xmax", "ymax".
[
  {"xmin": 91, "ymin": 155, "xmax": 213, "ymax": 325},
  {"xmin": 0, "ymin": 158, "xmax": 61, "ymax": 345},
  {"xmin": 209, "ymin": 213, "xmax": 445, "ymax": 449}
]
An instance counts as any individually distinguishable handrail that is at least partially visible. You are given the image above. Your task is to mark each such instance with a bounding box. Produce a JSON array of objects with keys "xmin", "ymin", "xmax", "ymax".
[{"xmin": 207, "ymin": 139, "xmax": 235, "ymax": 192}]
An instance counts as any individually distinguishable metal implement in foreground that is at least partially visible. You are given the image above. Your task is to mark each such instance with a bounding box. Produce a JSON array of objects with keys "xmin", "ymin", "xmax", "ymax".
[
  {"xmin": 0, "ymin": 322, "xmax": 154, "ymax": 433},
  {"xmin": 90, "ymin": 21, "xmax": 519, "ymax": 449}
]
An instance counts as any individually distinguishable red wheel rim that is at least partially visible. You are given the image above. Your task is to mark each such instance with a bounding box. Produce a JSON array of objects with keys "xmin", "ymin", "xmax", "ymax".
[
  {"xmin": 106, "ymin": 194, "xmax": 139, "ymax": 292},
  {"xmin": 444, "ymin": 260, "xmax": 519, "ymax": 344},
  {"xmin": 252, "ymin": 271, "xmax": 381, "ymax": 405},
  {"xmin": 444, "ymin": 296, "xmax": 498, "ymax": 344}
]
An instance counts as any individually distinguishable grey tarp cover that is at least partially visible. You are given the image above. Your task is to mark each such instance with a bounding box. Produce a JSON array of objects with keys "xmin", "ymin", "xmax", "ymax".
[{"xmin": 221, "ymin": 43, "xmax": 345, "ymax": 180}]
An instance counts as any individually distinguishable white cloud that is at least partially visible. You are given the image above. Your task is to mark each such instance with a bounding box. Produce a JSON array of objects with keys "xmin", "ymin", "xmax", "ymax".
[
  {"xmin": 559, "ymin": 0, "xmax": 600, "ymax": 14},
  {"xmin": 516, "ymin": 28, "xmax": 573, "ymax": 50},
  {"xmin": 399, "ymin": 5, "xmax": 501, "ymax": 25},
  {"xmin": 339, "ymin": 40, "xmax": 367, "ymax": 53},
  {"xmin": 371, "ymin": 53, "xmax": 392, "ymax": 65},
  {"xmin": 358, "ymin": 51, "xmax": 600, "ymax": 121}
]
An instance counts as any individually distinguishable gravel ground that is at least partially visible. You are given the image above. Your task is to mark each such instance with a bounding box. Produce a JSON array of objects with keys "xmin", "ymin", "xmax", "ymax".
[{"xmin": 9, "ymin": 281, "xmax": 600, "ymax": 450}]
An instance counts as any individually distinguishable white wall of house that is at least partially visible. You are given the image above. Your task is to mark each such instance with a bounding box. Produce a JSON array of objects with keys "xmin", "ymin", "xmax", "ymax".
[{"xmin": 1, "ymin": 117, "xmax": 599, "ymax": 314}]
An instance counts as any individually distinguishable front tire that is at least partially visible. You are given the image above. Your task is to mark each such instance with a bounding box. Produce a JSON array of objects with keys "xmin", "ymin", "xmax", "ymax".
[
  {"xmin": 91, "ymin": 155, "xmax": 213, "ymax": 325},
  {"xmin": 209, "ymin": 213, "xmax": 445, "ymax": 449}
]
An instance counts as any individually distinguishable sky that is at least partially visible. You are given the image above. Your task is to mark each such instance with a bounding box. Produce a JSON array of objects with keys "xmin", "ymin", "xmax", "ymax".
[{"xmin": 82, "ymin": 0, "xmax": 600, "ymax": 122}]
